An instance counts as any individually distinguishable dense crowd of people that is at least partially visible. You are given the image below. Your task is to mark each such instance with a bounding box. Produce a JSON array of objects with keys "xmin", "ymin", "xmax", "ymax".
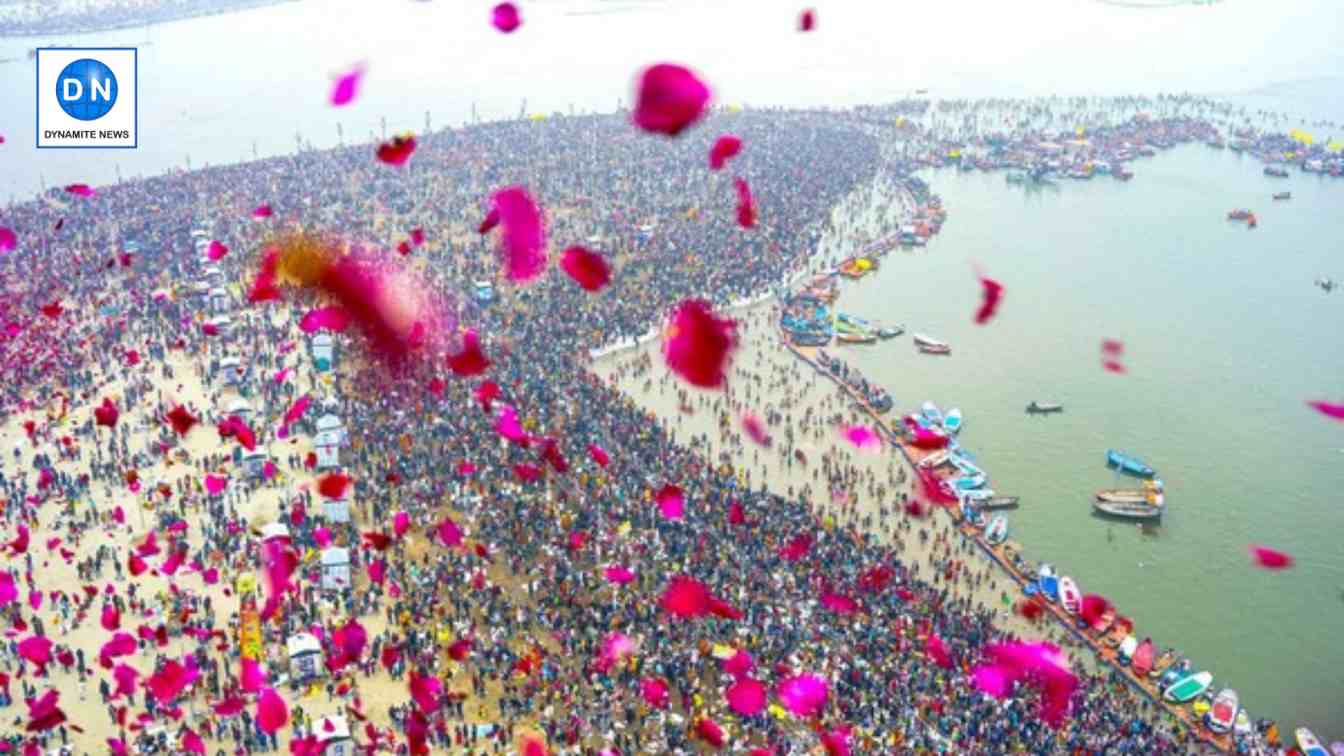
[
  {"xmin": 0, "ymin": 0, "xmax": 287, "ymax": 37},
  {"xmin": 0, "ymin": 106, "xmax": 1247, "ymax": 755}
]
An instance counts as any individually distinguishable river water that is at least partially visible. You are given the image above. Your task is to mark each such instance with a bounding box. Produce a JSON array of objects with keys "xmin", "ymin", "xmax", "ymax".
[
  {"xmin": 835, "ymin": 145, "xmax": 1344, "ymax": 739},
  {"xmin": 1, "ymin": 0, "xmax": 1342, "ymax": 741}
]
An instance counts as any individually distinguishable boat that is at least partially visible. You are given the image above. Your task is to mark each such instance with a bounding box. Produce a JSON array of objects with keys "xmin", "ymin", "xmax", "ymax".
[
  {"xmin": 1205, "ymin": 689, "xmax": 1238, "ymax": 733},
  {"xmin": 1296, "ymin": 729, "xmax": 1329, "ymax": 756},
  {"xmin": 1103, "ymin": 616, "xmax": 1132, "ymax": 647},
  {"xmin": 981, "ymin": 496, "xmax": 1020, "ymax": 510},
  {"xmin": 1264, "ymin": 165, "xmax": 1290, "ymax": 178},
  {"xmin": 1131, "ymin": 638, "xmax": 1155, "ymax": 676},
  {"xmin": 1118, "ymin": 636, "xmax": 1138, "ymax": 663},
  {"xmin": 1026, "ymin": 401, "xmax": 1063, "ymax": 414},
  {"xmin": 920, "ymin": 401, "xmax": 943, "ymax": 424},
  {"xmin": 1273, "ymin": 191, "xmax": 1292, "ymax": 200},
  {"xmin": 984, "ymin": 514, "xmax": 1008, "ymax": 545},
  {"xmin": 917, "ymin": 343, "xmax": 951, "ymax": 355},
  {"xmin": 913, "ymin": 333, "xmax": 948, "ymax": 349},
  {"xmin": 918, "ymin": 451, "xmax": 950, "ymax": 469},
  {"xmin": 1227, "ymin": 209, "xmax": 1253, "ymax": 221},
  {"xmin": 1233, "ymin": 708, "xmax": 1253, "ymax": 736},
  {"xmin": 1159, "ymin": 659, "xmax": 1190, "ymax": 689},
  {"xmin": 1148, "ymin": 648, "xmax": 1178, "ymax": 678},
  {"xmin": 943, "ymin": 408, "xmax": 963, "ymax": 435},
  {"xmin": 876, "ymin": 325, "xmax": 905, "ymax": 339},
  {"xmin": 1163, "ymin": 671, "xmax": 1213, "ymax": 703},
  {"xmin": 835, "ymin": 332, "xmax": 876, "ymax": 344},
  {"xmin": 1105, "ymin": 449, "xmax": 1155, "ymax": 478},
  {"xmin": 1037, "ymin": 564, "xmax": 1059, "ymax": 603},
  {"xmin": 1095, "ymin": 480, "xmax": 1164, "ymax": 505},
  {"xmin": 1057, "ymin": 576, "xmax": 1081, "ymax": 614},
  {"xmin": 1092, "ymin": 499, "xmax": 1164, "ymax": 520}
]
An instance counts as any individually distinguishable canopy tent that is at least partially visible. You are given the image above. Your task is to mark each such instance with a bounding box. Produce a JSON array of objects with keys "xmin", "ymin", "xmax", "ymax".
[
  {"xmin": 219, "ymin": 356, "xmax": 245, "ymax": 386},
  {"xmin": 320, "ymin": 547, "xmax": 351, "ymax": 591},
  {"xmin": 242, "ymin": 450, "xmax": 268, "ymax": 479},
  {"xmin": 260, "ymin": 522, "xmax": 291, "ymax": 543},
  {"xmin": 286, "ymin": 633, "xmax": 324, "ymax": 681},
  {"xmin": 316, "ymin": 715, "xmax": 353, "ymax": 756},
  {"xmin": 314, "ymin": 430, "xmax": 341, "ymax": 470},
  {"xmin": 322, "ymin": 492, "xmax": 351, "ymax": 523}
]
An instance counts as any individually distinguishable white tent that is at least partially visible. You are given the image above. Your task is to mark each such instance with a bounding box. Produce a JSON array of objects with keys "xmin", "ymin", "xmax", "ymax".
[
  {"xmin": 320, "ymin": 548, "xmax": 350, "ymax": 591},
  {"xmin": 316, "ymin": 714, "xmax": 352, "ymax": 756},
  {"xmin": 314, "ymin": 430, "xmax": 341, "ymax": 470},
  {"xmin": 260, "ymin": 522, "xmax": 291, "ymax": 543},
  {"xmin": 219, "ymin": 356, "xmax": 244, "ymax": 386},
  {"xmin": 316, "ymin": 414, "xmax": 345, "ymax": 443},
  {"xmin": 286, "ymin": 633, "xmax": 324, "ymax": 681},
  {"xmin": 311, "ymin": 333, "xmax": 335, "ymax": 371},
  {"xmin": 208, "ymin": 287, "xmax": 231, "ymax": 313},
  {"xmin": 321, "ymin": 492, "xmax": 350, "ymax": 523}
]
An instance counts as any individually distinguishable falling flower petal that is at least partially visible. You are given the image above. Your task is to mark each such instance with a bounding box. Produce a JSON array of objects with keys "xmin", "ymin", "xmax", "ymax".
[
  {"xmin": 252, "ymin": 203, "xmax": 273, "ymax": 219},
  {"xmin": 1101, "ymin": 339, "xmax": 1126, "ymax": 373},
  {"xmin": 819, "ymin": 590, "xmax": 859, "ymax": 615},
  {"xmin": 64, "ymin": 183, "xmax": 95, "ymax": 197},
  {"xmin": 206, "ymin": 240, "xmax": 229, "ymax": 261},
  {"xmin": 560, "ymin": 245, "xmax": 611, "ymax": 291},
  {"xmin": 632, "ymin": 63, "xmax": 710, "ymax": 137},
  {"xmin": 662, "ymin": 299, "xmax": 737, "ymax": 388},
  {"xmin": 329, "ymin": 62, "xmax": 365, "ymax": 106},
  {"xmin": 926, "ymin": 633, "xmax": 952, "ymax": 669},
  {"xmin": 799, "ymin": 8, "xmax": 816, "ymax": 30},
  {"xmin": 726, "ymin": 677, "xmax": 767, "ymax": 716},
  {"xmin": 709, "ymin": 134, "xmax": 742, "ymax": 170},
  {"xmin": 375, "ymin": 135, "xmax": 417, "ymax": 166},
  {"xmin": 317, "ymin": 472, "xmax": 351, "ymax": 499},
  {"xmin": 94, "ymin": 398, "xmax": 119, "ymax": 428},
  {"xmin": 256, "ymin": 687, "xmax": 288, "ymax": 732},
  {"xmin": 491, "ymin": 186, "xmax": 547, "ymax": 282},
  {"xmin": 741, "ymin": 413, "xmax": 771, "ymax": 446},
  {"xmin": 974, "ymin": 274, "xmax": 1004, "ymax": 324},
  {"xmin": 299, "ymin": 306, "xmax": 351, "ymax": 334},
  {"xmin": 695, "ymin": 717, "xmax": 726, "ymax": 748},
  {"xmin": 640, "ymin": 677, "xmax": 669, "ymax": 709},
  {"xmin": 1250, "ymin": 544, "xmax": 1294, "ymax": 569},
  {"xmin": 1306, "ymin": 400, "xmax": 1344, "ymax": 420},
  {"xmin": 204, "ymin": 474, "xmax": 227, "ymax": 496},
  {"xmin": 1079, "ymin": 594, "xmax": 1111, "ymax": 629},
  {"xmin": 436, "ymin": 518, "xmax": 463, "ymax": 548},
  {"xmin": 660, "ymin": 575, "xmax": 711, "ymax": 618},
  {"xmin": 491, "ymin": 2, "xmax": 521, "ymax": 32},
  {"xmin": 654, "ymin": 484, "xmax": 685, "ymax": 520},
  {"xmin": 971, "ymin": 642, "xmax": 1077, "ymax": 727},
  {"xmin": 734, "ymin": 177, "xmax": 757, "ymax": 228},
  {"xmin": 588, "ymin": 443, "xmax": 610, "ymax": 468},
  {"xmin": 777, "ymin": 674, "xmax": 829, "ymax": 717},
  {"xmin": 447, "ymin": 329, "xmax": 491, "ymax": 375},
  {"xmin": 0, "ymin": 227, "xmax": 16, "ymax": 253},
  {"xmin": 408, "ymin": 671, "xmax": 441, "ymax": 713},
  {"xmin": 165, "ymin": 405, "xmax": 198, "ymax": 436},
  {"xmin": 477, "ymin": 208, "xmax": 500, "ymax": 234},
  {"xmin": 146, "ymin": 658, "xmax": 198, "ymax": 703},
  {"xmin": 841, "ymin": 424, "xmax": 881, "ymax": 451}
]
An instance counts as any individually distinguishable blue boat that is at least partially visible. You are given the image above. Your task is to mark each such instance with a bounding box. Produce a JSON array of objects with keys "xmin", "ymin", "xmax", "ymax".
[
  {"xmin": 1037, "ymin": 564, "xmax": 1059, "ymax": 602},
  {"xmin": 1106, "ymin": 449, "xmax": 1155, "ymax": 478},
  {"xmin": 943, "ymin": 408, "xmax": 963, "ymax": 434}
]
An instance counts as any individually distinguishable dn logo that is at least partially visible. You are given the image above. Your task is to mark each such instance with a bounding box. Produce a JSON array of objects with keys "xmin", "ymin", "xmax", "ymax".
[{"xmin": 56, "ymin": 58, "xmax": 118, "ymax": 121}]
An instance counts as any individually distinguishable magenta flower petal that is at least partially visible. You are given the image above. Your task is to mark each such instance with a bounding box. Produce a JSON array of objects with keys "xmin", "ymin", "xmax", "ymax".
[
  {"xmin": 603, "ymin": 564, "xmax": 635, "ymax": 584},
  {"xmin": 492, "ymin": 186, "xmax": 548, "ymax": 282},
  {"xmin": 660, "ymin": 574, "xmax": 711, "ymax": 618},
  {"xmin": 841, "ymin": 424, "xmax": 881, "ymax": 451},
  {"xmin": 588, "ymin": 443, "xmax": 610, "ymax": 467},
  {"xmin": 1250, "ymin": 544, "xmax": 1294, "ymax": 569},
  {"xmin": 252, "ymin": 203, "xmax": 273, "ymax": 219},
  {"xmin": 654, "ymin": 483, "xmax": 685, "ymax": 520},
  {"xmin": 206, "ymin": 240, "xmax": 229, "ymax": 261},
  {"xmin": 283, "ymin": 394, "xmax": 312, "ymax": 426},
  {"xmin": 447, "ymin": 329, "xmax": 491, "ymax": 376},
  {"xmin": 1307, "ymin": 400, "xmax": 1344, "ymax": 420},
  {"xmin": 330, "ymin": 62, "xmax": 365, "ymax": 106},
  {"xmin": 709, "ymin": 134, "xmax": 742, "ymax": 170},
  {"xmin": 741, "ymin": 412, "xmax": 771, "ymax": 446},
  {"xmin": 662, "ymin": 299, "xmax": 738, "ymax": 388},
  {"xmin": 64, "ymin": 183, "xmax": 95, "ymax": 197},
  {"xmin": 491, "ymin": 2, "xmax": 521, "ymax": 32},
  {"xmin": 375, "ymin": 135, "xmax": 417, "ymax": 166},
  {"xmin": 926, "ymin": 633, "xmax": 952, "ymax": 669},
  {"xmin": 725, "ymin": 677, "xmax": 767, "ymax": 715},
  {"xmin": 560, "ymin": 245, "xmax": 611, "ymax": 291},
  {"xmin": 975, "ymin": 274, "xmax": 1004, "ymax": 324},
  {"xmin": 256, "ymin": 687, "xmax": 288, "ymax": 733},
  {"xmin": 640, "ymin": 677, "xmax": 669, "ymax": 709},
  {"xmin": 632, "ymin": 63, "xmax": 711, "ymax": 137},
  {"xmin": 0, "ymin": 227, "xmax": 16, "ymax": 253},
  {"xmin": 776, "ymin": 673, "xmax": 829, "ymax": 717},
  {"xmin": 734, "ymin": 176, "xmax": 757, "ymax": 227},
  {"xmin": 204, "ymin": 474, "xmax": 227, "ymax": 496},
  {"xmin": 799, "ymin": 8, "xmax": 816, "ymax": 31},
  {"xmin": 300, "ymin": 306, "xmax": 351, "ymax": 334}
]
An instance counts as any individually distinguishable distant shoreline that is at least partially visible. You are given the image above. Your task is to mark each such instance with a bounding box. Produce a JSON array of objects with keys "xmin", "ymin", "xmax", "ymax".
[{"xmin": 0, "ymin": 0, "xmax": 299, "ymax": 39}]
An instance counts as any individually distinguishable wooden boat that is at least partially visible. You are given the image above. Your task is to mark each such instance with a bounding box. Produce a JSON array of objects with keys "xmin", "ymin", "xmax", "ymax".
[
  {"xmin": 1163, "ymin": 671, "xmax": 1213, "ymax": 703},
  {"xmin": 835, "ymin": 332, "xmax": 876, "ymax": 345},
  {"xmin": 1095, "ymin": 480, "xmax": 1163, "ymax": 504},
  {"xmin": 981, "ymin": 496, "xmax": 1020, "ymax": 510},
  {"xmin": 917, "ymin": 343, "xmax": 951, "ymax": 355},
  {"xmin": 1296, "ymin": 728, "xmax": 1329, "ymax": 756},
  {"xmin": 1036, "ymin": 564, "xmax": 1058, "ymax": 603},
  {"xmin": 1026, "ymin": 401, "xmax": 1063, "ymax": 414},
  {"xmin": 1093, "ymin": 499, "xmax": 1164, "ymax": 520},
  {"xmin": 1205, "ymin": 688, "xmax": 1238, "ymax": 734},
  {"xmin": 1148, "ymin": 648, "xmax": 1178, "ymax": 678},
  {"xmin": 1057, "ymin": 576, "xmax": 1081, "ymax": 614},
  {"xmin": 984, "ymin": 514, "xmax": 1008, "ymax": 545},
  {"xmin": 1273, "ymin": 191, "xmax": 1292, "ymax": 200},
  {"xmin": 913, "ymin": 333, "xmax": 948, "ymax": 349},
  {"xmin": 943, "ymin": 408, "xmax": 963, "ymax": 434},
  {"xmin": 1118, "ymin": 636, "xmax": 1138, "ymax": 663},
  {"xmin": 1131, "ymin": 638, "xmax": 1155, "ymax": 676},
  {"xmin": 1106, "ymin": 449, "xmax": 1155, "ymax": 478}
]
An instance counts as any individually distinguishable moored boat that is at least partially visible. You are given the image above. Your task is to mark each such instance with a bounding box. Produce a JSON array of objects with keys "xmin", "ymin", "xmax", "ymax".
[
  {"xmin": 836, "ymin": 332, "xmax": 876, "ymax": 344},
  {"xmin": 1148, "ymin": 648, "xmax": 1178, "ymax": 678},
  {"xmin": 1095, "ymin": 479, "xmax": 1164, "ymax": 504},
  {"xmin": 1106, "ymin": 449, "xmax": 1155, "ymax": 478},
  {"xmin": 1057, "ymin": 576, "xmax": 1081, "ymax": 614},
  {"xmin": 920, "ymin": 401, "xmax": 943, "ymax": 424},
  {"xmin": 1227, "ymin": 208, "xmax": 1253, "ymax": 221},
  {"xmin": 1159, "ymin": 659, "xmax": 1190, "ymax": 689},
  {"xmin": 1131, "ymin": 638, "xmax": 1155, "ymax": 676},
  {"xmin": 918, "ymin": 451, "xmax": 951, "ymax": 469},
  {"xmin": 1026, "ymin": 401, "xmax": 1063, "ymax": 414},
  {"xmin": 1037, "ymin": 564, "xmax": 1058, "ymax": 603},
  {"xmin": 1205, "ymin": 688, "xmax": 1238, "ymax": 734},
  {"xmin": 917, "ymin": 343, "xmax": 951, "ymax": 355},
  {"xmin": 1273, "ymin": 191, "xmax": 1292, "ymax": 200},
  {"xmin": 984, "ymin": 514, "xmax": 1008, "ymax": 545},
  {"xmin": 1163, "ymin": 671, "xmax": 1213, "ymax": 703},
  {"xmin": 943, "ymin": 408, "xmax": 963, "ymax": 434},
  {"xmin": 1118, "ymin": 635, "xmax": 1138, "ymax": 663},
  {"xmin": 1296, "ymin": 728, "xmax": 1329, "ymax": 756},
  {"xmin": 1264, "ymin": 165, "xmax": 1290, "ymax": 178},
  {"xmin": 981, "ymin": 495, "xmax": 1019, "ymax": 510},
  {"xmin": 1233, "ymin": 708, "xmax": 1253, "ymax": 736},
  {"xmin": 913, "ymin": 333, "xmax": 948, "ymax": 349},
  {"xmin": 1092, "ymin": 499, "xmax": 1164, "ymax": 520}
]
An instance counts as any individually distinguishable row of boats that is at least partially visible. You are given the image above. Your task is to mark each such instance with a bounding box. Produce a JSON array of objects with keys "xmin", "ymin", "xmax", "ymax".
[
  {"xmin": 814, "ymin": 350, "xmax": 894, "ymax": 413},
  {"xmin": 1095, "ymin": 449, "xmax": 1166, "ymax": 520}
]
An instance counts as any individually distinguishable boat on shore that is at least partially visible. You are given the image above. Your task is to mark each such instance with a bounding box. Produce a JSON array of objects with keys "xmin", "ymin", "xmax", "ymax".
[
  {"xmin": 1106, "ymin": 449, "xmax": 1155, "ymax": 478},
  {"xmin": 1205, "ymin": 688, "xmax": 1238, "ymax": 733},
  {"xmin": 984, "ymin": 514, "xmax": 1008, "ymax": 545},
  {"xmin": 1093, "ymin": 499, "xmax": 1164, "ymax": 520},
  {"xmin": 1026, "ymin": 400, "xmax": 1063, "ymax": 414},
  {"xmin": 1058, "ymin": 576, "xmax": 1081, "ymax": 613},
  {"xmin": 1164, "ymin": 671, "xmax": 1214, "ymax": 703},
  {"xmin": 943, "ymin": 408, "xmax": 963, "ymax": 434},
  {"xmin": 980, "ymin": 495, "xmax": 1019, "ymax": 510},
  {"xmin": 1295, "ymin": 728, "xmax": 1329, "ymax": 756},
  {"xmin": 1273, "ymin": 191, "xmax": 1292, "ymax": 200}
]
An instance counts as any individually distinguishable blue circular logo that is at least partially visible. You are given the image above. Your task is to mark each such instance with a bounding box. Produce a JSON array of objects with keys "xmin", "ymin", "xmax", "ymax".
[{"xmin": 56, "ymin": 58, "xmax": 118, "ymax": 121}]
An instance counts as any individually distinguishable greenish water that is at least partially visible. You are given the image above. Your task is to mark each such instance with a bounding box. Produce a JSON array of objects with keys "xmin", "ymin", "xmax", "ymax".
[{"xmin": 837, "ymin": 145, "xmax": 1344, "ymax": 740}]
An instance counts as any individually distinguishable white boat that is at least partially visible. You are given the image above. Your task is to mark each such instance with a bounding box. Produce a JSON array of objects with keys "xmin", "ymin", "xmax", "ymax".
[
  {"xmin": 918, "ymin": 451, "xmax": 951, "ymax": 469},
  {"xmin": 943, "ymin": 408, "xmax": 963, "ymax": 434},
  {"xmin": 913, "ymin": 333, "xmax": 948, "ymax": 349},
  {"xmin": 1205, "ymin": 688, "xmax": 1238, "ymax": 734},
  {"xmin": 1118, "ymin": 635, "xmax": 1138, "ymax": 662},
  {"xmin": 958, "ymin": 488, "xmax": 995, "ymax": 503},
  {"xmin": 984, "ymin": 514, "xmax": 1008, "ymax": 545},
  {"xmin": 1057, "ymin": 576, "xmax": 1081, "ymax": 614},
  {"xmin": 1296, "ymin": 728, "xmax": 1329, "ymax": 756},
  {"xmin": 920, "ymin": 401, "xmax": 942, "ymax": 424}
]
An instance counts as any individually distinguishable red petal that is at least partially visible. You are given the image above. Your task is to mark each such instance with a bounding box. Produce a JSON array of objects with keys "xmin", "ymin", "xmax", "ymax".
[
  {"xmin": 799, "ymin": 8, "xmax": 816, "ymax": 31},
  {"xmin": 491, "ymin": 2, "xmax": 521, "ymax": 32},
  {"xmin": 1249, "ymin": 544, "xmax": 1294, "ymax": 569},
  {"xmin": 661, "ymin": 299, "xmax": 738, "ymax": 388},
  {"xmin": 708, "ymin": 134, "xmax": 742, "ymax": 170},
  {"xmin": 734, "ymin": 177, "xmax": 757, "ymax": 228},
  {"xmin": 560, "ymin": 246, "xmax": 611, "ymax": 291},
  {"xmin": 632, "ymin": 64, "xmax": 711, "ymax": 137},
  {"xmin": 975, "ymin": 275, "xmax": 1004, "ymax": 324},
  {"xmin": 375, "ymin": 135, "xmax": 417, "ymax": 166}
]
